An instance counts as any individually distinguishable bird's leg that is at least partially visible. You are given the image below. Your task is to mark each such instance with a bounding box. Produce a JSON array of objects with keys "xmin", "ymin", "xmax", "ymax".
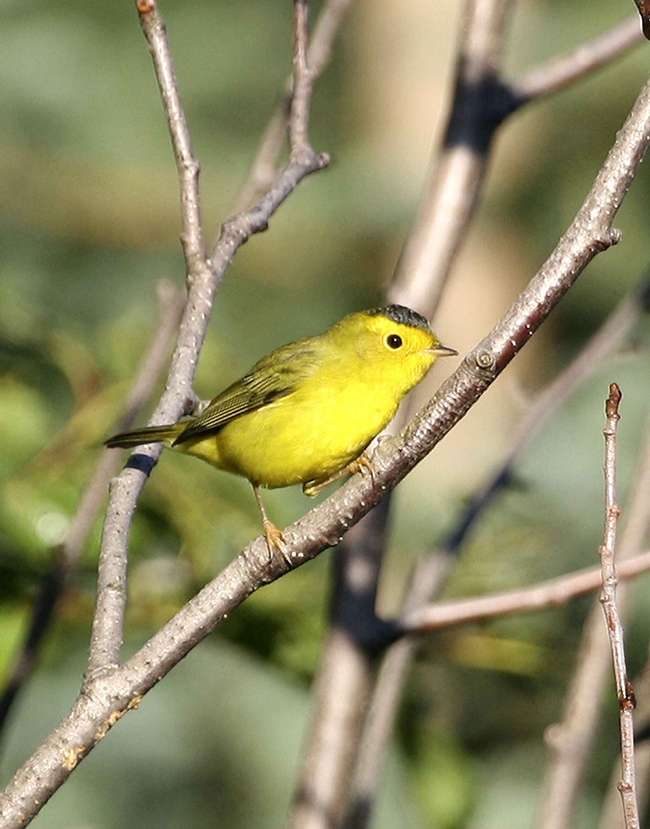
[
  {"xmin": 253, "ymin": 484, "xmax": 287, "ymax": 558},
  {"xmin": 303, "ymin": 449, "xmax": 375, "ymax": 498}
]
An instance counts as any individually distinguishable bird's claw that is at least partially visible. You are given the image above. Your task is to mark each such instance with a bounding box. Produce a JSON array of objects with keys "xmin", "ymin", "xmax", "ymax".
[{"xmin": 263, "ymin": 519, "xmax": 288, "ymax": 560}]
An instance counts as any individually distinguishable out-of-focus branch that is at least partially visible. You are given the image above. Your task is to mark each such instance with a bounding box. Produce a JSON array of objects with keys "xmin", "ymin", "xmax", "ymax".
[
  {"xmin": 344, "ymin": 553, "xmax": 452, "ymax": 829},
  {"xmin": 0, "ymin": 282, "xmax": 184, "ymax": 742},
  {"xmin": 350, "ymin": 300, "xmax": 647, "ymax": 819},
  {"xmin": 288, "ymin": 501, "xmax": 393, "ymax": 829},
  {"xmin": 599, "ymin": 385, "xmax": 640, "ymax": 829},
  {"xmin": 537, "ymin": 416, "xmax": 650, "ymax": 829},
  {"xmin": 389, "ymin": 11, "xmax": 643, "ymax": 320},
  {"xmin": 290, "ymin": 4, "xmax": 514, "ymax": 827},
  {"xmin": 632, "ymin": 0, "xmax": 650, "ymax": 40},
  {"xmin": 444, "ymin": 277, "xmax": 649, "ymax": 554},
  {"xmin": 512, "ymin": 15, "xmax": 643, "ymax": 103},
  {"xmin": 388, "ymin": 0, "xmax": 513, "ymax": 317}
]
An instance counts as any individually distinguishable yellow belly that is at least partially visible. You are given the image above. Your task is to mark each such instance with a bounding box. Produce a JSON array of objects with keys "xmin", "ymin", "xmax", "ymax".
[{"xmin": 182, "ymin": 380, "xmax": 398, "ymax": 489}]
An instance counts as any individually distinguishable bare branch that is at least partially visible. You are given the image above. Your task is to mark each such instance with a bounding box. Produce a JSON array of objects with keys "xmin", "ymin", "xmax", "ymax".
[
  {"xmin": 288, "ymin": 502, "xmax": 393, "ymax": 829},
  {"xmin": 599, "ymin": 384, "xmax": 640, "ymax": 829},
  {"xmin": 86, "ymin": 0, "xmax": 213, "ymax": 681},
  {"xmin": 232, "ymin": 0, "xmax": 353, "ymax": 213},
  {"xmin": 402, "ymin": 551, "xmax": 650, "ymax": 633},
  {"xmin": 136, "ymin": 0, "xmax": 206, "ymax": 268},
  {"xmin": 388, "ymin": 0, "xmax": 513, "ymax": 317},
  {"xmin": 537, "ymin": 418, "xmax": 650, "ymax": 829},
  {"xmin": 444, "ymin": 277, "xmax": 648, "ymax": 555},
  {"xmin": 389, "ymin": 11, "xmax": 643, "ymax": 320},
  {"xmin": 346, "ymin": 554, "xmax": 452, "ymax": 828},
  {"xmin": 290, "ymin": 0, "xmax": 316, "ymax": 160},
  {"xmin": 600, "ymin": 647, "xmax": 650, "ymax": 829},
  {"xmin": 88, "ymin": 0, "xmax": 330, "ymax": 683},
  {"xmin": 512, "ymin": 15, "xmax": 643, "ymax": 103}
]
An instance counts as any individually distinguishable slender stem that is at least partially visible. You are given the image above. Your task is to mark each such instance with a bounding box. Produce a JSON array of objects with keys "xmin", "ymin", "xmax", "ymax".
[
  {"xmin": 537, "ymin": 418, "xmax": 650, "ymax": 829},
  {"xmin": 136, "ymin": 0, "xmax": 207, "ymax": 268},
  {"xmin": 401, "ymin": 550, "xmax": 650, "ymax": 633},
  {"xmin": 88, "ymin": 0, "xmax": 330, "ymax": 682},
  {"xmin": 232, "ymin": 0, "xmax": 353, "ymax": 213},
  {"xmin": 599, "ymin": 385, "xmax": 639, "ymax": 829},
  {"xmin": 87, "ymin": 0, "xmax": 213, "ymax": 680},
  {"xmin": 290, "ymin": 0, "xmax": 315, "ymax": 159}
]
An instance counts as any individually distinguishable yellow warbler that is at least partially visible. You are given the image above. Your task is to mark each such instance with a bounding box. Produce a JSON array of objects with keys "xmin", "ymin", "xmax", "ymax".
[{"xmin": 106, "ymin": 305, "xmax": 456, "ymax": 553}]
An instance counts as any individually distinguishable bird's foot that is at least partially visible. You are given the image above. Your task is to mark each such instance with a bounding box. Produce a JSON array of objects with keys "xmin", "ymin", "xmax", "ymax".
[
  {"xmin": 263, "ymin": 519, "xmax": 288, "ymax": 560},
  {"xmin": 303, "ymin": 449, "xmax": 376, "ymax": 498}
]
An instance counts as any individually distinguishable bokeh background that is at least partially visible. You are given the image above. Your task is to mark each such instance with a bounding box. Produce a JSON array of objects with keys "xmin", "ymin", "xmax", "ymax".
[{"xmin": 1, "ymin": 1, "xmax": 650, "ymax": 827}]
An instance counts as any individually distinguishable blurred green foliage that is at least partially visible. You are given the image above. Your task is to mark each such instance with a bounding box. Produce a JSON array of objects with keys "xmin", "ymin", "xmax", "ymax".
[{"xmin": 1, "ymin": 1, "xmax": 650, "ymax": 827}]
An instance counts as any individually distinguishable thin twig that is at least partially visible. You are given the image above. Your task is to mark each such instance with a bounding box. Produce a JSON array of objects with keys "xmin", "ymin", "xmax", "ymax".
[
  {"xmin": 232, "ymin": 0, "xmax": 353, "ymax": 212},
  {"xmin": 399, "ymin": 550, "xmax": 650, "ymax": 634},
  {"xmin": 599, "ymin": 384, "xmax": 639, "ymax": 829},
  {"xmin": 600, "ymin": 645, "xmax": 650, "ymax": 829},
  {"xmin": 290, "ymin": 0, "xmax": 316, "ymax": 160},
  {"xmin": 86, "ymin": 0, "xmax": 212, "ymax": 682},
  {"xmin": 0, "ymin": 282, "xmax": 184, "ymax": 741},
  {"xmin": 537, "ymin": 419, "xmax": 650, "ymax": 829}
]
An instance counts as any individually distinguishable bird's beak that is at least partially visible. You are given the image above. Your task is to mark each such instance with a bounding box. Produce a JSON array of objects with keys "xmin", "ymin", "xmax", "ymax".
[{"xmin": 427, "ymin": 344, "xmax": 458, "ymax": 357}]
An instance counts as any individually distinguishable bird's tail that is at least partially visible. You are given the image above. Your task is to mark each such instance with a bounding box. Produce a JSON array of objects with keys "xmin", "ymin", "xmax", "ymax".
[{"xmin": 105, "ymin": 422, "xmax": 184, "ymax": 449}]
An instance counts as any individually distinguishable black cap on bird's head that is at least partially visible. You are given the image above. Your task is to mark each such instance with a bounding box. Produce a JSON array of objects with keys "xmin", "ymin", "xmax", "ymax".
[{"xmin": 367, "ymin": 304, "xmax": 432, "ymax": 333}]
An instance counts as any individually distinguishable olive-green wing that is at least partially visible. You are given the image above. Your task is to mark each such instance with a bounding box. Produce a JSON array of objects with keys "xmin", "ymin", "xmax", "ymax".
[{"xmin": 173, "ymin": 341, "xmax": 319, "ymax": 446}]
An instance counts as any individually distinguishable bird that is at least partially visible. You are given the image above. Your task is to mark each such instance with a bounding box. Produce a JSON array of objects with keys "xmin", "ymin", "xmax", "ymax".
[{"xmin": 105, "ymin": 304, "xmax": 457, "ymax": 555}]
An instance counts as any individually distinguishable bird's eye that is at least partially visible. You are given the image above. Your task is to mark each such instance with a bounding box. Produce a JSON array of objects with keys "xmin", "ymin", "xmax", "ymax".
[{"xmin": 386, "ymin": 333, "xmax": 403, "ymax": 350}]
